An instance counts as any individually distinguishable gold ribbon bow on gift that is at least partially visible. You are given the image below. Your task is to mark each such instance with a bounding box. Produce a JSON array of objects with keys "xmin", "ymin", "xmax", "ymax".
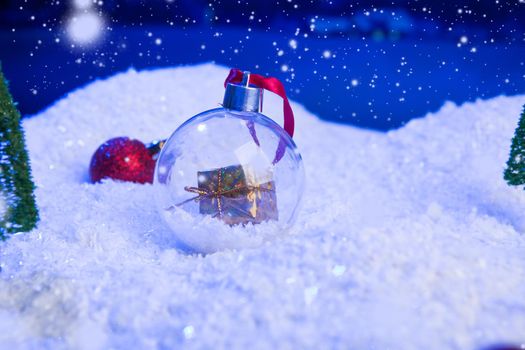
[
  {"xmin": 170, "ymin": 164, "xmax": 278, "ymax": 226},
  {"xmin": 176, "ymin": 171, "xmax": 272, "ymax": 219}
]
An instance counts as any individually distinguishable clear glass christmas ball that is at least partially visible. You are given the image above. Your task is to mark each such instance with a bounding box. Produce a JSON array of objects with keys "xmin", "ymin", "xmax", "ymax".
[{"xmin": 154, "ymin": 108, "xmax": 304, "ymax": 253}]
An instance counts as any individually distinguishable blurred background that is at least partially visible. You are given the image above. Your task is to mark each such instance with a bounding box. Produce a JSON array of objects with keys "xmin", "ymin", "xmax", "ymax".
[{"xmin": 0, "ymin": 0, "xmax": 524, "ymax": 129}]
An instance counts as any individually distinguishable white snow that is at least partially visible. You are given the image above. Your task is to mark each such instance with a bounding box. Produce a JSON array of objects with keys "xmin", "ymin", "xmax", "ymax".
[{"xmin": 1, "ymin": 64, "xmax": 525, "ymax": 349}]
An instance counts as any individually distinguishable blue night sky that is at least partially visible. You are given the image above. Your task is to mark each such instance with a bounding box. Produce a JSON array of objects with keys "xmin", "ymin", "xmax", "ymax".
[{"xmin": 1, "ymin": 0, "xmax": 524, "ymax": 129}]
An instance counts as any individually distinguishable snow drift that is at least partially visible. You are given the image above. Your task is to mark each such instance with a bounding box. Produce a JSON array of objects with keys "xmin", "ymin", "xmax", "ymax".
[{"xmin": 0, "ymin": 64, "xmax": 524, "ymax": 349}]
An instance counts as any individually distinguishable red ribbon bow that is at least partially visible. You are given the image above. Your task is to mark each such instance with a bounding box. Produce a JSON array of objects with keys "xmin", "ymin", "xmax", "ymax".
[{"xmin": 224, "ymin": 68, "xmax": 295, "ymax": 163}]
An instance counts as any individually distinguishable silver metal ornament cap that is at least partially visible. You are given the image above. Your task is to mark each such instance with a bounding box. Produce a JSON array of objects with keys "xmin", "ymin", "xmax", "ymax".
[{"xmin": 222, "ymin": 71, "xmax": 263, "ymax": 113}]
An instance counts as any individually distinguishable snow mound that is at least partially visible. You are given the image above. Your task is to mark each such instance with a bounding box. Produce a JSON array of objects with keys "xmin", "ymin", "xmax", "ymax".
[{"xmin": 1, "ymin": 63, "xmax": 525, "ymax": 349}]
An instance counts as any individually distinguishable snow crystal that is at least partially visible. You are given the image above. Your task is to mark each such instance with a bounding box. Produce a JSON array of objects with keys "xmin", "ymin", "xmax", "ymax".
[{"xmin": 1, "ymin": 64, "xmax": 525, "ymax": 349}]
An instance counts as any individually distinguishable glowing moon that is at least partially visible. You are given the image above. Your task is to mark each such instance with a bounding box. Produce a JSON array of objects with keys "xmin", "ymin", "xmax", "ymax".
[
  {"xmin": 73, "ymin": 0, "xmax": 93, "ymax": 10},
  {"xmin": 67, "ymin": 11, "xmax": 104, "ymax": 45}
]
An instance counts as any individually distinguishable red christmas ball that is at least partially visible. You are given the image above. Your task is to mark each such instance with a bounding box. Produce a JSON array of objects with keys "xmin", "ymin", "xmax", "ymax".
[{"xmin": 89, "ymin": 137, "xmax": 156, "ymax": 184}]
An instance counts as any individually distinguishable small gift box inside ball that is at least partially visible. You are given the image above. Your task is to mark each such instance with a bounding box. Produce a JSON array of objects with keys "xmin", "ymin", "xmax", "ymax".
[{"xmin": 183, "ymin": 164, "xmax": 278, "ymax": 225}]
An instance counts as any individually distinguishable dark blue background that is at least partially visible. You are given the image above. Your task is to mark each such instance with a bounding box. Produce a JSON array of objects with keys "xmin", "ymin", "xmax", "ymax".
[{"xmin": 1, "ymin": 0, "xmax": 524, "ymax": 130}]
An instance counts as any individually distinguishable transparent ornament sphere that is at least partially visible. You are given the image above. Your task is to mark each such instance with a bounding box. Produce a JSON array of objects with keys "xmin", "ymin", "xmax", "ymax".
[{"xmin": 154, "ymin": 108, "xmax": 304, "ymax": 253}]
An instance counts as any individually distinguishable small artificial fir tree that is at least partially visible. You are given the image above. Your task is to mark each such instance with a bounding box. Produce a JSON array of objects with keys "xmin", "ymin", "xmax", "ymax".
[
  {"xmin": 504, "ymin": 104, "xmax": 525, "ymax": 186},
  {"xmin": 0, "ymin": 64, "xmax": 38, "ymax": 239}
]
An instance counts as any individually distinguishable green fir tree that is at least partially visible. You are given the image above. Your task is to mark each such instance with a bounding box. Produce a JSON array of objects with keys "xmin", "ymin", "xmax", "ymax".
[
  {"xmin": 504, "ymin": 104, "xmax": 525, "ymax": 186},
  {"xmin": 0, "ymin": 64, "xmax": 38, "ymax": 239}
]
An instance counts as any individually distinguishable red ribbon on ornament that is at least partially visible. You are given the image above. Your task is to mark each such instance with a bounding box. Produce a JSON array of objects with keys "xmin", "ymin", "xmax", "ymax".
[{"xmin": 224, "ymin": 68, "xmax": 295, "ymax": 163}]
